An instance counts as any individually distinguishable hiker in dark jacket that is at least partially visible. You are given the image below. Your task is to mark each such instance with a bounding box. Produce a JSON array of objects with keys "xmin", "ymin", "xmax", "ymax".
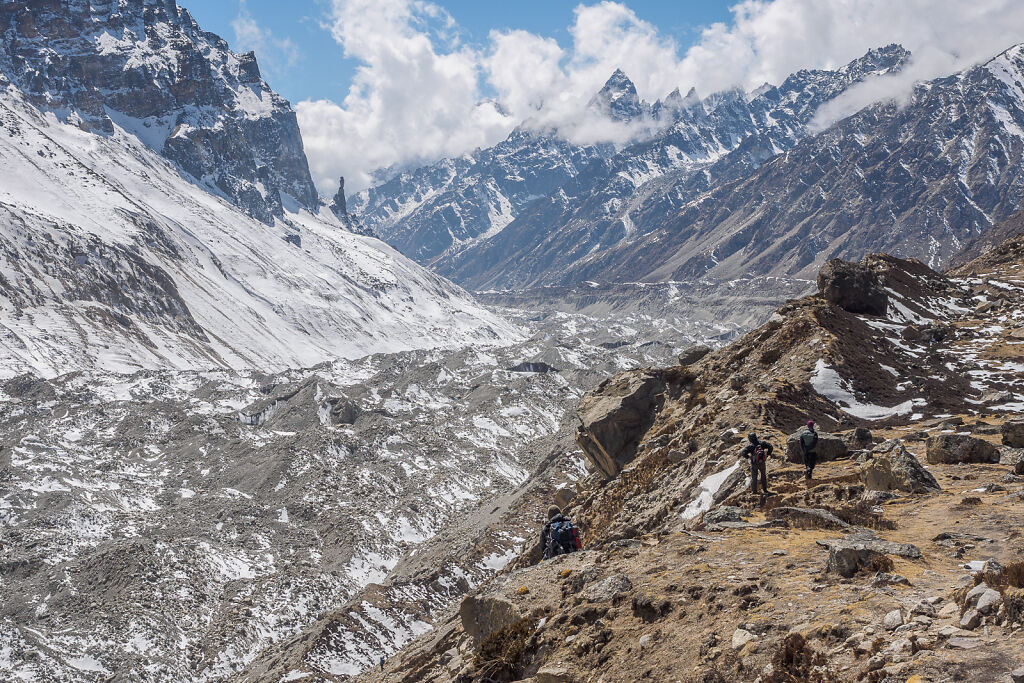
[
  {"xmin": 540, "ymin": 505, "xmax": 580, "ymax": 560},
  {"xmin": 800, "ymin": 420, "xmax": 819, "ymax": 480},
  {"xmin": 740, "ymin": 433, "xmax": 773, "ymax": 495}
]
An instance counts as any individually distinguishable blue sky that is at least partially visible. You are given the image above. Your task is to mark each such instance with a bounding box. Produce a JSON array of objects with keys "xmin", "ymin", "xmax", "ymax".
[{"xmin": 185, "ymin": 1, "xmax": 735, "ymax": 105}]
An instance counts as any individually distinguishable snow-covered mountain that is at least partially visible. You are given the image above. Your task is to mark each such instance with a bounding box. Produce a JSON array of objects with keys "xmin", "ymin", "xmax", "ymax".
[
  {"xmin": 0, "ymin": 82, "xmax": 512, "ymax": 378},
  {"xmin": 348, "ymin": 129, "xmax": 613, "ymax": 263},
  {"xmin": 415, "ymin": 43, "xmax": 1024, "ymax": 289},
  {"xmin": 349, "ymin": 69, "xmax": 698, "ymax": 264},
  {"xmin": 431, "ymin": 45, "xmax": 915, "ymax": 288},
  {"xmin": 352, "ymin": 46, "xmax": 919, "ymax": 288},
  {"xmin": 0, "ymin": 0, "xmax": 318, "ymax": 223}
]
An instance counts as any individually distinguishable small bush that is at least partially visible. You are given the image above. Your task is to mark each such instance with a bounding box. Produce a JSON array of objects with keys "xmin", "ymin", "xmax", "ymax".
[
  {"xmin": 516, "ymin": 586, "xmax": 530, "ymax": 595},
  {"xmin": 977, "ymin": 560, "xmax": 1024, "ymax": 591},
  {"xmin": 763, "ymin": 633, "xmax": 832, "ymax": 683},
  {"xmin": 474, "ymin": 618, "xmax": 534, "ymax": 680},
  {"xmin": 866, "ymin": 554, "xmax": 895, "ymax": 574}
]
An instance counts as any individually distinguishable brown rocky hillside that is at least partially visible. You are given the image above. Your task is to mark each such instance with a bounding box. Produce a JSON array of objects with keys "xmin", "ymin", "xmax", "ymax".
[{"xmin": 258, "ymin": 228, "xmax": 1024, "ymax": 683}]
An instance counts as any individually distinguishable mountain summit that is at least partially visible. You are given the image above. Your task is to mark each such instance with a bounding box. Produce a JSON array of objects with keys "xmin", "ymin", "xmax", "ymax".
[{"xmin": 587, "ymin": 69, "xmax": 650, "ymax": 122}]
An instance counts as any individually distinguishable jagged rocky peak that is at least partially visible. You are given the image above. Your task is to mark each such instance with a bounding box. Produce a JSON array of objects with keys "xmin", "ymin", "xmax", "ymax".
[
  {"xmin": 588, "ymin": 68, "xmax": 649, "ymax": 122},
  {"xmin": 331, "ymin": 176, "xmax": 376, "ymax": 237},
  {"xmin": 846, "ymin": 42, "xmax": 912, "ymax": 76},
  {"xmin": 0, "ymin": 0, "xmax": 320, "ymax": 223}
]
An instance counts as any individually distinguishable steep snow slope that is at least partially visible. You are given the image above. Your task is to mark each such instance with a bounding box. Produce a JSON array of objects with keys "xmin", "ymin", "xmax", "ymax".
[{"xmin": 0, "ymin": 85, "xmax": 513, "ymax": 379}]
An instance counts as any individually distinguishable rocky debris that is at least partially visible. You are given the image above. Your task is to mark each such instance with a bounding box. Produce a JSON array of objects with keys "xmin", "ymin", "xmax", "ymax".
[
  {"xmin": 817, "ymin": 258, "xmax": 889, "ymax": 315},
  {"xmin": 703, "ymin": 506, "xmax": 747, "ymax": 526},
  {"xmin": 819, "ymin": 530, "xmax": 922, "ymax": 578},
  {"xmin": 960, "ymin": 610, "xmax": 982, "ymax": 630},
  {"xmin": 583, "ymin": 575, "xmax": 633, "ymax": 603},
  {"xmin": 677, "ymin": 345, "xmax": 712, "ymax": 366},
  {"xmin": 731, "ymin": 628, "xmax": 758, "ymax": 650},
  {"xmin": 1012, "ymin": 667, "xmax": 1024, "ymax": 683},
  {"xmin": 846, "ymin": 427, "xmax": 874, "ymax": 449},
  {"xmin": 575, "ymin": 371, "xmax": 667, "ymax": 478},
  {"xmin": 861, "ymin": 440, "xmax": 941, "ymax": 493},
  {"xmin": 883, "ymin": 609, "xmax": 904, "ymax": 630},
  {"xmin": 1003, "ymin": 420, "xmax": 1024, "ymax": 448},
  {"xmin": 765, "ymin": 507, "xmax": 850, "ymax": 530},
  {"xmin": 786, "ymin": 429, "xmax": 848, "ymax": 463},
  {"xmin": 826, "ymin": 545, "xmax": 894, "ymax": 578},
  {"xmin": 459, "ymin": 596, "xmax": 522, "ymax": 647},
  {"xmin": 631, "ymin": 593, "xmax": 672, "ymax": 622},
  {"xmin": 925, "ymin": 434, "xmax": 1001, "ymax": 464}
]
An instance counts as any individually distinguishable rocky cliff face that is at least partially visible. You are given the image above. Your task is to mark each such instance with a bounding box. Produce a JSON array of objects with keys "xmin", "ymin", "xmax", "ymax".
[
  {"xmin": 0, "ymin": 0, "xmax": 319, "ymax": 223},
  {"xmin": 341, "ymin": 226, "xmax": 1024, "ymax": 682}
]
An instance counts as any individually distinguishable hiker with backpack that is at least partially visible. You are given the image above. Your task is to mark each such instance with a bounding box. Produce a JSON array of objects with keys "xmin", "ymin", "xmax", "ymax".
[
  {"xmin": 541, "ymin": 505, "xmax": 581, "ymax": 560},
  {"xmin": 800, "ymin": 420, "xmax": 819, "ymax": 480},
  {"xmin": 740, "ymin": 433, "xmax": 774, "ymax": 495}
]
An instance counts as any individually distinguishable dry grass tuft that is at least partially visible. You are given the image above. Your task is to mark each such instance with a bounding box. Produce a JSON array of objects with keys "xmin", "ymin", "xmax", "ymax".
[
  {"xmin": 473, "ymin": 618, "xmax": 534, "ymax": 681},
  {"xmin": 762, "ymin": 633, "xmax": 832, "ymax": 682}
]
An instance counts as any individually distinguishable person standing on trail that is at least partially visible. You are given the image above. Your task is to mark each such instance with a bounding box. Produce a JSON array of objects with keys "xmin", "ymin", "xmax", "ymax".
[
  {"xmin": 540, "ymin": 505, "xmax": 581, "ymax": 560},
  {"xmin": 740, "ymin": 433, "xmax": 773, "ymax": 495},
  {"xmin": 800, "ymin": 420, "xmax": 819, "ymax": 481},
  {"xmin": 379, "ymin": 656, "xmax": 385, "ymax": 671}
]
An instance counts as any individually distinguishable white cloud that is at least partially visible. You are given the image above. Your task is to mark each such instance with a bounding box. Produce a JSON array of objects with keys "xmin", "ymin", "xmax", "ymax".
[
  {"xmin": 297, "ymin": 0, "xmax": 1024, "ymax": 196},
  {"xmin": 298, "ymin": 0, "xmax": 515, "ymax": 195},
  {"xmin": 231, "ymin": 0, "xmax": 301, "ymax": 77}
]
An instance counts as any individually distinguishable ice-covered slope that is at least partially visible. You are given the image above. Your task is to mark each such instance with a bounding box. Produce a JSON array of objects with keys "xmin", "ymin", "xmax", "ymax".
[{"xmin": 0, "ymin": 84, "xmax": 513, "ymax": 379}]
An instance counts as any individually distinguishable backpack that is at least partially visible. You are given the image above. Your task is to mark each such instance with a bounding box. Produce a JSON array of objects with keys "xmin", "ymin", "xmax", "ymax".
[
  {"xmin": 547, "ymin": 519, "xmax": 581, "ymax": 557},
  {"xmin": 752, "ymin": 444, "xmax": 768, "ymax": 464},
  {"xmin": 800, "ymin": 429, "xmax": 819, "ymax": 451}
]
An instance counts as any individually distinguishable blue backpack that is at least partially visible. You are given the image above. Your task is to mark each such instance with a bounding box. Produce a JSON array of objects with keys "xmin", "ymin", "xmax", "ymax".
[{"xmin": 547, "ymin": 520, "xmax": 581, "ymax": 557}]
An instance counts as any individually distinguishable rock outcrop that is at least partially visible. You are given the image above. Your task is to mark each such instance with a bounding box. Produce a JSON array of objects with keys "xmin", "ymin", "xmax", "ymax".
[
  {"xmin": 786, "ymin": 429, "xmax": 849, "ymax": 463},
  {"xmin": 1003, "ymin": 420, "xmax": 1024, "ymax": 448},
  {"xmin": 575, "ymin": 371, "xmax": 666, "ymax": 479},
  {"xmin": 862, "ymin": 440, "xmax": 941, "ymax": 493},
  {"xmin": 926, "ymin": 434, "xmax": 1001, "ymax": 464},
  {"xmin": 459, "ymin": 596, "xmax": 522, "ymax": 647},
  {"xmin": 817, "ymin": 258, "xmax": 889, "ymax": 315}
]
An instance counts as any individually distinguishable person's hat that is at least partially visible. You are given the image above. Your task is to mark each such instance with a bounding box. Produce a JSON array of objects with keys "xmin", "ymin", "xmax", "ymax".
[
  {"xmin": 547, "ymin": 505, "xmax": 561, "ymax": 520},
  {"xmin": 807, "ymin": 420, "xmax": 815, "ymax": 427}
]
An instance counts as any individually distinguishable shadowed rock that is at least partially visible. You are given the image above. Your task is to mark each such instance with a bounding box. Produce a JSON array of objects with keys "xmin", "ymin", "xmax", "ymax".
[
  {"xmin": 926, "ymin": 434, "xmax": 1000, "ymax": 464},
  {"xmin": 817, "ymin": 259, "xmax": 889, "ymax": 315}
]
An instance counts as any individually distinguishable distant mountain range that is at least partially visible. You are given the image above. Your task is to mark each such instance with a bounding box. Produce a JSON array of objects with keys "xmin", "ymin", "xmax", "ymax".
[{"xmin": 354, "ymin": 43, "xmax": 1024, "ymax": 290}]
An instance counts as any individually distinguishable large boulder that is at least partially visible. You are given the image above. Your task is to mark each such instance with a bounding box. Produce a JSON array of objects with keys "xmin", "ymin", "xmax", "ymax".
[
  {"xmin": 1003, "ymin": 420, "xmax": 1024, "ymax": 448},
  {"xmin": 575, "ymin": 371, "xmax": 666, "ymax": 479},
  {"xmin": 861, "ymin": 440, "xmax": 940, "ymax": 493},
  {"xmin": 786, "ymin": 430, "xmax": 849, "ymax": 463},
  {"xmin": 677, "ymin": 345, "xmax": 711, "ymax": 366},
  {"xmin": 926, "ymin": 434, "xmax": 1000, "ymax": 464},
  {"xmin": 817, "ymin": 259, "xmax": 889, "ymax": 315},
  {"xmin": 459, "ymin": 596, "xmax": 521, "ymax": 647}
]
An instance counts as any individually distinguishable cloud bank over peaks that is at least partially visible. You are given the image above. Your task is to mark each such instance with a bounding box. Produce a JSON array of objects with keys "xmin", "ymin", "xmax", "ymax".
[{"xmin": 297, "ymin": 0, "xmax": 1024, "ymax": 196}]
